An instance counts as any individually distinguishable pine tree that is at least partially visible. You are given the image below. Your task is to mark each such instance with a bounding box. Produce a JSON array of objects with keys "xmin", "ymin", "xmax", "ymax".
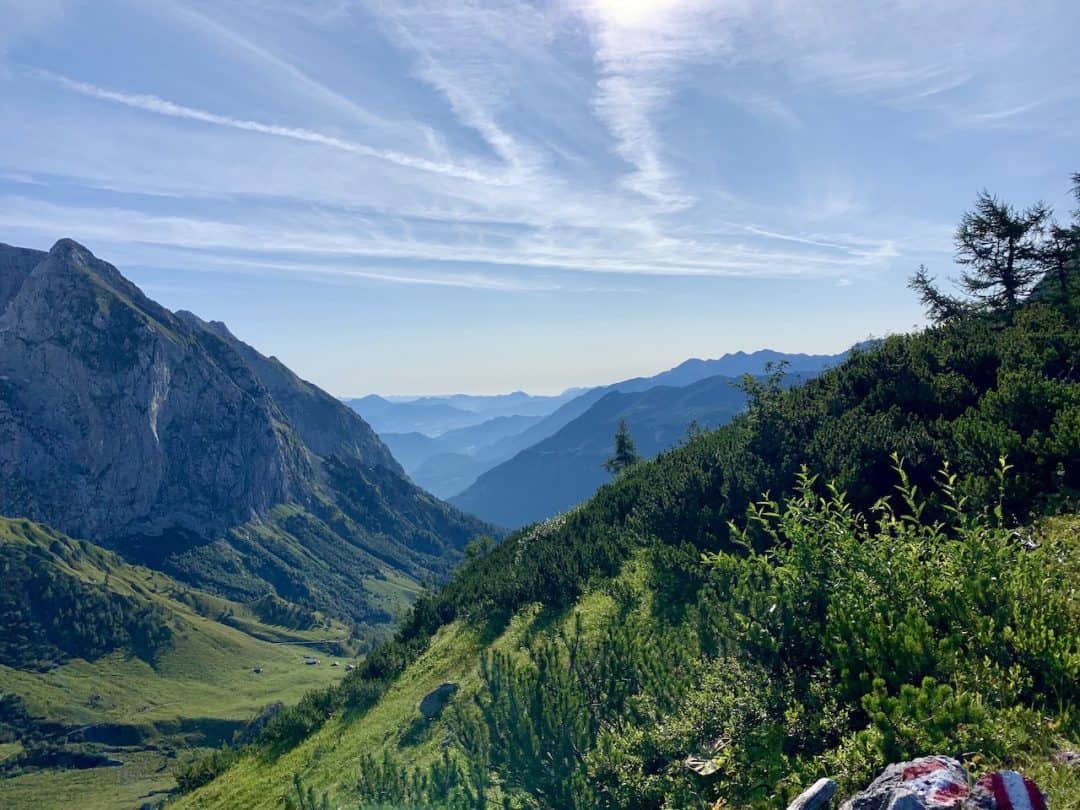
[
  {"xmin": 954, "ymin": 191, "xmax": 1049, "ymax": 309},
  {"xmin": 603, "ymin": 419, "xmax": 640, "ymax": 475},
  {"xmin": 1039, "ymin": 223, "xmax": 1079, "ymax": 300},
  {"xmin": 911, "ymin": 189, "xmax": 1049, "ymax": 321}
]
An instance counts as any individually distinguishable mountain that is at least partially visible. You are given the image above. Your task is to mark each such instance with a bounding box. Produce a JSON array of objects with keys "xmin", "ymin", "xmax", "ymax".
[
  {"xmin": 0, "ymin": 240, "xmax": 488, "ymax": 630},
  {"xmin": 344, "ymin": 394, "xmax": 480, "ymax": 436},
  {"xmin": 449, "ymin": 375, "xmax": 750, "ymax": 527},
  {"xmin": 640, "ymin": 348, "xmax": 845, "ymax": 387},
  {"xmin": 400, "ymin": 390, "xmax": 583, "ymax": 419},
  {"xmin": 380, "ymin": 414, "xmax": 544, "ymax": 497},
  {"xmin": 448, "ymin": 363, "xmax": 835, "ymax": 529},
  {"xmin": 369, "ymin": 351, "xmax": 848, "ymax": 502},
  {"xmin": 343, "ymin": 390, "xmax": 580, "ymax": 437},
  {"xmin": 172, "ymin": 273, "xmax": 1080, "ymax": 810},
  {"xmin": 176, "ymin": 313, "xmax": 400, "ymax": 471}
]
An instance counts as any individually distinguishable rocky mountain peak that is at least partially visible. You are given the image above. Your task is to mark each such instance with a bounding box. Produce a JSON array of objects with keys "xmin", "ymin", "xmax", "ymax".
[{"xmin": 0, "ymin": 240, "xmax": 395, "ymax": 544}]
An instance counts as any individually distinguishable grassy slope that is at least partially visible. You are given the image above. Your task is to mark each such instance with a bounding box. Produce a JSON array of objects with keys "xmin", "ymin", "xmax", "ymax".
[
  {"xmin": 181, "ymin": 519, "xmax": 1080, "ymax": 810},
  {"xmin": 175, "ymin": 557, "xmax": 648, "ymax": 810},
  {"xmin": 0, "ymin": 518, "xmax": 354, "ymax": 810}
]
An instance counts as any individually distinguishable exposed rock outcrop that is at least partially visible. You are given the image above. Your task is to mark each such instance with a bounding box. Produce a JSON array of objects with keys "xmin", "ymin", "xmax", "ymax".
[
  {"xmin": 0, "ymin": 239, "xmax": 313, "ymax": 541},
  {"xmin": 419, "ymin": 682, "xmax": 459, "ymax": 720},
  {"xmin": 788, "ymin": 778, "xmax": 838, "ymax": 810}
]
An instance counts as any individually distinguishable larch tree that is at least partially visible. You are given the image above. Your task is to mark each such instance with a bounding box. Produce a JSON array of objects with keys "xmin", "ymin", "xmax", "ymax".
[{"xmin": 911, "ymin": 189, "xmax": 1050, "ymax": 321}]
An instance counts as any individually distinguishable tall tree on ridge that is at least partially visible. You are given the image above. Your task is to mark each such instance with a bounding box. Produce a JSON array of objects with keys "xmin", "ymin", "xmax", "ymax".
[
  {"xmin": 1038, "ymin": 173, "xmax": 1080, "ymax": 301},
  {"xmin": 954, "ymin": 190, "xmax": 1049, "ymax": 310},
  {"xmin": 911, "ymin": 189, "xmax": 1050, "ymax": 321},
  {"xmin": 603, "ymin": 419, "xmax": 640, "ymax": 476}
]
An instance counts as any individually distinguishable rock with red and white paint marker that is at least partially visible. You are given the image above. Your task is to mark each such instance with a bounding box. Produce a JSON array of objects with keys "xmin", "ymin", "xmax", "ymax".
[
  {"xmin": 840, "ymin": 756, "xmax": 970, "ymax": 810},
  {"xmin": 966, "ymin": 771, "xmax": 1047, "ymax": 810}
]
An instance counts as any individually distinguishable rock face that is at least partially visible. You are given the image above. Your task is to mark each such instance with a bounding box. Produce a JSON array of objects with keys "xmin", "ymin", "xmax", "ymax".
[
  {"xmin": 831, "ymin": 757, "xmax": 1047, "ymax": 810},
  {"xmin": 787, "ymin": 778, "xmax": 838, "ymax": 810},
  {"xmin": 174, "ymin": 311, "xmax": 400, "ymax": 473},
  {"xmin": 840, "ymin": 756, "xmax": 970, "ymax": 810},
  {"xmin": 0, "ymin": 239, "xmax": 488, "ymax": 623},
  {"xmin": 0, "ymin": 240, "xmax": 314, "ymax": 541}
]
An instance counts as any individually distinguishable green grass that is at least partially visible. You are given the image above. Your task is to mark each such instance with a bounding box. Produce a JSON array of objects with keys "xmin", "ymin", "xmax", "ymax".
[
  {"xmin": 174, "ymin": 620, "xmax": 485, "ymax": 810},
  {"xmin": 0, "ymin": 750, "xmax": 181, "ymax": 810},
  {"xmin": 0, "ymin": 518, "xmax": 359, "ymax": 810},
  {"xmin": 174, "ymin": 555, "xmax": 649, "ymax": 810},
  {"xmin": 180, "ymin": 519, "xmax": 1080, "ymax": 809}
]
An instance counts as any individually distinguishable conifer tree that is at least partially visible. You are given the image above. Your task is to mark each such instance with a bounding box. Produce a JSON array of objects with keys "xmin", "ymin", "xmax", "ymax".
[
  {"xmin": 1040, "ymin": 223, "xmax": 1079, "ymax": 300},
  {"xmin": 911, "ymin": 189, "xmax": 1049, "ymax": 321},
  {"xmin": 955, "ymin": 191, "xmax": 1048, "ymax": 309},
  {"xmin": 603, "ymin": 419, "xmax": 640, "ymax": 475}
]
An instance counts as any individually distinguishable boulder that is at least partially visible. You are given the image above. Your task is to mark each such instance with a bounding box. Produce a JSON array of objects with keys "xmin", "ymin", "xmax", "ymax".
[
  {"xmin": 840, "ymin": 756, "xmax": 969, "ymax": 810},
  {"xmin": 419, "ymin": 682, "xmax": 459, "ymax": 719},
  {"xmin": 887, "ymin": 789, "xmax": 927, "ymax": 810},
  {"xmin": 787, "ymin": 777, "xmax": 838, "ymax": 809},
  {"xmin": 967, "ymin": 771, "xmax": 1047, "ymax": 810}
]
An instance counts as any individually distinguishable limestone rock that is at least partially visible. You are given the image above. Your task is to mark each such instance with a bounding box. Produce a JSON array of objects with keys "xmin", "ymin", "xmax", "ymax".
[
  {"xmin": 0, "ymin": 239, "xmax": 489, "ymax": 622},
  {"xmin": 967, "ymin": 771, "xmax": 1047, "ymax": 810},
  {"xmin": 419, "ymin": 683, "xmax": 459, "ymax": 719},
  {"xmin": 787, "ymin": 777, "xmax": 838, "ymax": 809},
  {"xmin": 840, "ymin": 756, "xmax": 969, "ymax": 810}
]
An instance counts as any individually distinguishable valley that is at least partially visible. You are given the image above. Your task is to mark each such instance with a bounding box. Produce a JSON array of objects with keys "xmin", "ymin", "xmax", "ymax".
[{"xmin": 0, "ymin": 517, "xmax": 351, "ymax": 810}]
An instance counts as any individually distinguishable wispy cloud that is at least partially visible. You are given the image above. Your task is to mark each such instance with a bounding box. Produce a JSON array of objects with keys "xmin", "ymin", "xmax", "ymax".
[
  {"xmin": 38, "ymin": 71, "xmax": 505, "ymax": 185},
  {"xmin": 0, "ymin": 195, "xmax": 899, "ymax": 282},
  {"xmin": 724, "ymin": 90, "xmax": 803, "ymax": 130},
  {"xmin": 159, "ymin": 0, "xmax": 394, "ymax": 132},
  {"xmin": 578, "ymin": 0, "xmax": 729, "ymax": 210},
  {"xmin": 360, "ymin": 1, "xmax": 558, "ymax": 179},
  {"xmin": 1, "ymin": 0, "xmax": 1073, "ymax": 311}
]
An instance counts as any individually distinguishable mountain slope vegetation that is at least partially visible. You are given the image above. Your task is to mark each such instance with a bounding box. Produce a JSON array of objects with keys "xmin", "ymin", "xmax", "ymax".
[
  {"xmin": 0, "ymin": 516, "xmax": 352, "ymax": 810},
  {"xmin": 177, "ymin": 179, "xmax": 1080, "ymax": 809}
]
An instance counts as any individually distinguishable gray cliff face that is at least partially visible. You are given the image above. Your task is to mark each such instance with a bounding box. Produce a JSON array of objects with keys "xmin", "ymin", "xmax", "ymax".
[
  {"xmin": 173, "ymin": 310, "xmax": 402, "ymax": 474},
  {"xmin": 0, "ymin": 240, "xmax": 318, "ymax": 541}
]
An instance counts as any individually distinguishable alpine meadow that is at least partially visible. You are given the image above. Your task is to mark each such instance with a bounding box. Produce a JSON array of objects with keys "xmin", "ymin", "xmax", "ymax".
[{"xmin": 0, "ymin": 2, "xmax": 1078, "ymax": 810}]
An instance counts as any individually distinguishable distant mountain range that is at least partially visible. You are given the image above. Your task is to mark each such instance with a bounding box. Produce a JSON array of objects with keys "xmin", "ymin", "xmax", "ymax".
[
  {"xmin": 449, "ymin": 375, "xmax": 751, "ymax": 527},
  {"xmin": 354, "ymin": 349, "xmax": 847, "ymax": 507},
  {"xmin": 0, "ymin": 239, "xmax": 488, "ymax": 631},
  {"xmin": 344, "ymin": 389, "xmax": 581, "ymax": 436}
]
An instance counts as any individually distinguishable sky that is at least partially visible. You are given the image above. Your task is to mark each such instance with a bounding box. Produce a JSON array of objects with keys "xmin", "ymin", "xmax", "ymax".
[{"xmin": 0, "ymin": 0, "xmax": 1077, "ymax": 396}]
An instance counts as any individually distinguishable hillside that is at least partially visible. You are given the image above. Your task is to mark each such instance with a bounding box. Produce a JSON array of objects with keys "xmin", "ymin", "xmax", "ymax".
[
  {"xmin": 450, "ymin": 374, "xmax": 751, "ymax": 528},
  {"xmin": 176, "ymin": 272, "xmax": 1080, "ymax": 809},
  {"xmin": 0, "ymin": 516, "xmax": 354, "ymax": 810},
  {"xmin": 0, "ymin": 240, "xmax": 489, "ymax": 631}
]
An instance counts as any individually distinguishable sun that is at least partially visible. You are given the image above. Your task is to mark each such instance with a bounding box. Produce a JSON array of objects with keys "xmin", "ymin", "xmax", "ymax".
[{"xmin": 582, "ymin": 0, "xmax": 692, "ymax": 28}]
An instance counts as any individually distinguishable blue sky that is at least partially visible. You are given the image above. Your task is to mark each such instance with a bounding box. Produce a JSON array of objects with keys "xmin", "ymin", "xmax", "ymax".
[{"xmin": 1, "ymin": 0, "xmax": 1077, "ymax": 395}]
